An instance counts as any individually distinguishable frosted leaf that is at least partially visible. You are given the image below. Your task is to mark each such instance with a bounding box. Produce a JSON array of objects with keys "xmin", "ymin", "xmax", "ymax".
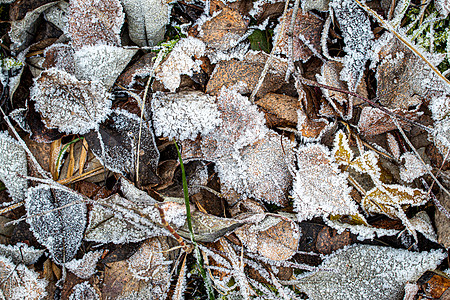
[
  {"xmin": 119, "ymin": 177, "xmax": 157, "ymax": 206},
  {"xmin": 127, "ymin": 238, "xmax": 172, "ymax": 282},
  {"xmin": 234, "ymin": 214, "xmax": 300, "ymax": 261},
  {"xmin": 329, "ymin": 0, "xmax": 374, "ymax": 90},
  {"xmin": 85, "ymin": 194, "xmax": 163, "ymax": 244},
  {"xmin": 65, "ymin": 250, "xmax": 103, "ymax": 279},
  {"xmin": 69, "ymin": 282, "xmax": 99, "ymax": 300},
  {"xmin": 74, "ymin": 45, "xmax": 137, "ymax": 89},
  {"xmin": 198, "ymin": 7, "xmax": 249, "ymax": 51},
  {"xmin": 403, "ymin": 283, "xmax": 419, "ymax": 300},
  {"xmin": 302, "ymin": 0, "xmax": 330, "ymax": 12},
  {"xmin": 172, "ymin": 255, "xmax": 187, "ymax": 300},
  {"xmin": 409, "ymin": 211, "xmax": 438, "ymax": 243},
  {"xmin": 120, "ymin": 0, "xmax": 169, "ymax": 47},
  {"xmin": 151, "ymin": 90, "xmax": 221, "ymax": 141},
  {"xmin": 273, "ymin": 8, "xmax": 323, "ymax": 62},
  {"xmin": 0, "ymin": 255, "xmax": 48, "ymax": 300},
  {"xmin": 430, "ymin": 95, "xmax": 450, "ymax": 155},
  {"xmin": 292, "ymin": 143, "xmax": 359, "ymax": 221},
  {"xmin": 155, "ymin": 37, "xmax": 206, "ymax": 92},
  {"xmin": 0, "ymin": 243, "xmax": 45, "ymax": 265},
  {"xmin": 399, "ymin": 152, "xmax": 431, "ymax": 183},
  {"xmin": 31, "ymin": 68, "xmax": 112, "ymax": 135},
  {"xmin": 43, "ymin": 43, "xmax": 76, "ymax": 74},
  {"xmin": 332, "ymin": 129, "xmax": 354, "ymax": 166},
  {"xmin": 182, "ymin": 87, "xmax": 294, "ymax": 206},
  {"xmin": 324, "ymin": 218, "xmax": 399, "ymax": 241},
  {"xmin": 44, "ymin": 1, "xmax": 69, "ymax": 34},
  {"xmin": 68, "ymin": 0, "xmax": 124, "ymax": 50},
  {"xmin": 0, "ymin": 131, "xmax": 27, "ymax": 202},
  {"xmin": 25, "ymin": 184, "xmax": 87, "ymax": 264},
  {"xmin": 9, "ymin": 2, "xmax": 60, "ymax": 53},
  {"xmin": 295, "ymin": 244, "xmax": 446, "ymax": 300},
  {"xmin": 84, "ymin": 108, "xmax": 160, "ymax": 185}
]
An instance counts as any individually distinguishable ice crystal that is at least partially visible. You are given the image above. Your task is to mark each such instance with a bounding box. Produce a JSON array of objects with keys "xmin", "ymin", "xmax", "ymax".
[
  {"xmin": 436, "ymin": 0, "xmax": 450, "ymax": 17},
  {"xmin": 400, "ymin": 152, "xmax": 431, "ymax": 183},
  {"xmin": 155, "ymin": 37, "xmax": 206, "ymax": 92},
  {"xmin": 292, "ymin": 143, "xmax": 359, "ymax": 221},
  {"xmin": 151, "ymin": 91, "xmax": 221, "ymax": 141},
  {"xmin": 25, "ymin": 184, "xmax": 87, "ymax": 264},
  {"xmin": 295, "ymin": 244, "xmax": 446, "ymax": 300},
  {"xmin": 44, "ymin": 1, "xmax": 69, "ymax": 34},
  {"xmin": 329, "ymin": 0, "xmax": 374, "ymax": 90},
  {"xmin": 0, "ymin": 243, "xmax": 45, "ymax": 265},
  {"xmin": 0, "ymin": 131, "xmax": 27, "ymax": 202},
  {"xmin": 430, "ymin": 95, "xmax": 450, "ymax": 154},
  {"xmin": 31, "ymin": 68, "xmax": 112, "ymax": 134},
  {"xmin": 0, "ymin": 255, "xmax": 48, "ymax": 300},
  {"xmin": 324, "ymin": 218, "xmax": 399, "ymax": 241},
  {"xmin": 68, "ymin": 0, "xmax": 124, "ymax": 50},
  {"xmin": 43, "ymin": 43, "xmax": 76, "ymax": 74},
  {"xmin": 120, "ymin": 0, "xmax": 170, "ymax": 47},
  {"xmin": 74, "ymin": 45, "xmax": 137, "ymax": 89},
  {"xmin": 65, "ymin": 250, "xmax": 103, "ymax": 279},
  {"xmin": 69, "ymin": 282, "xmax": 99, "ymax": 300}
]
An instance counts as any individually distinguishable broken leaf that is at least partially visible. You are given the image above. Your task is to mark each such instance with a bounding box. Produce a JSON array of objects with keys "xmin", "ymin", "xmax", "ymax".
[
  {"xmin": 151, "ymin": 91, "xmax": 221, "ymax": 141},
  {"xmin": 0, "ymin": 255, "xmax": 48, "ymax": 300},
  {"xmin": 68, "ymin": 0, "xmax": 124, "ymax": 50},
  {"xmin": 295, "ymin": 244, "xmax": 446, "ymax": 300},
  {"xmin": 120, "ymin": 0, "xmax": 169, "ymax": 47},
  {"xmin": 25, "ymin": 184, "xmax": 87, "ymax": 264},
  {"xmin": 31, "ymin": 68, "xmax": 112, "ymax": 135},
  {"xmin": 0, "ymin": 131, "xmax": 27, "ymax": 203}
]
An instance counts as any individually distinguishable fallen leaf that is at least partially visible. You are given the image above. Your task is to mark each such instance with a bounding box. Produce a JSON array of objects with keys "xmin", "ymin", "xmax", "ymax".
[
  {"xmin": 68, "ymin": 0, "xmax": 124, "ymax": 50},
  {"xmin": 65, "ymin": 250, "xmax": 103, "ymax": 279},
  {"xmin": 25, "ymin": 184, "xmax": 87, "ymax": 264},
  {"xmin": 273, "ymin": 8, "xmax": 323, "ymax": 62},
  {"xmin": 0, "ymin": 255, "xmax": 48, "ymax": 300},
  {"xmin": 435, "ymin": 190, "xmax": 450, "ymax": 248},
  {"xmin": 0, "ymin": 131, "xmax": 27, "ymax": 202},
  {"xmin": 234, "ymin": 214, "xmax": 300, "ymax": 261},
  {"xmin": 255, "ymin": 93, "xmax": 300, "ymax": 127},
  {"xmin": 120, "ymin": 0, "xmax": 169, "ymax": 47},
  {"xmin": 84, "ymin": 108, "xmax": 160, "ymax": 185},
  {"xmin": 417, "ymin": 270, "xmax": 450, "ymax": 299},
  {"xmin": 31, "ymin": 68, "xmax": 112, "ymax": 135},
  {"xmin": 295, "ymin": 245, "xmax": 446, "ymax": 300},
  {"xmin": 0, "ymin": 243, "xmax": 45, "ymax": 265},
  {"xmin": 69, "ymin": 282, "xmax": 99, "ymax": 300},
  {"xmin": 198, "ymin": 7, "xmax": 249, "ymax": 51}
]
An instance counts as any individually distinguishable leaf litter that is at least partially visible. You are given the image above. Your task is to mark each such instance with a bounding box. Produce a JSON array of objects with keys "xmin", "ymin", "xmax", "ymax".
[{"xmin": 1, "ymin": 0, "xmax": 450, "ymax": 298}]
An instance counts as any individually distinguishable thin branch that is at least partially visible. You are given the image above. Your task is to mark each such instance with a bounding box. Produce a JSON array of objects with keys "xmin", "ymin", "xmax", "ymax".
[{"xmin": 285, "ymin": 0, "xmax": 301, "ymax": 82}]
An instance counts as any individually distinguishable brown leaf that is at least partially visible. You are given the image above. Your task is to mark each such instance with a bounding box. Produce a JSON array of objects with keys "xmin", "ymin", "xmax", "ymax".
[
  {"xmin": 273, "ymin": 8, "xmax": 323, "ymax": 62},
  {"xmin": 315, "ymin": 226, "xmax": 352, "ymax": 255},
  {"xmin": 206, "ymin": 51, "xmax": 288, "ymax": 98},
  {"xmin": 255, "ymin": 93, "xmax": 300, "ymax": 127},
  {"xmin": 417, "ymin": 271, "xmax": 450, "ymax": 299},
  {"xmin": 42, "ymin": 43, "xmax": 76, "ymax": 74},
  {"xmin": 435, "ymin": 191, "xmax": 450, "ymax": 248},
  {"xmin": 68, "ymin": 0, "xmax": 124, "ymax": 50},
  {"xmin": 198, "ymin": 7, "xmax": 249, "ymax": 51},
  {"xmin": 234, "ymin": 214, "xmax": 300, "ymax": 261}
]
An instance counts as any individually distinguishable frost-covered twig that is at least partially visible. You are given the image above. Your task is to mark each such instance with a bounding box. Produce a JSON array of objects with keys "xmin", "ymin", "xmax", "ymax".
[{"xmin": 285, "ymin": 0, "xmax": 301, "ymax": 82}]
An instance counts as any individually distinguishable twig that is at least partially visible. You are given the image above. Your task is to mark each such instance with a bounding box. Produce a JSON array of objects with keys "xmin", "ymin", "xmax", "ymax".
[
  {"xmin": 285, "ymin": 0, "xmax": 301, "ymax": 82},
  {"xmin": 421, "ymin": 178, "xmax": 450, "ymax": 219},
  {"xmin": 249, "ymin": 0, "xmax": 291, "ymax": 103}
]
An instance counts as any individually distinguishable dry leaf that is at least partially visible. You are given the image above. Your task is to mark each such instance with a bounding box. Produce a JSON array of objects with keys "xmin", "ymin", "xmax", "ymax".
[
  {"xmin": 0, "ymin": 255, "xmax": 48, "ymax": 300},
  {"xmin": 295, "ymin": 245, "xmax": 446, "ymax": 300},
  {"xmin": 255, "ymin": 93, "xmax": 300, "ymax": 127},
  {"xmin": 198, "ymin": 7, "xmax": 249, "ymax": 51},
  {"xmin": 25, "ymin": 184, "xmax": 87, "ymax": 264},
  {"xmin": 31, "ymin": 68, "xmax": 112, "ymax": 135},
  {"xmin": 0, "ymin": 243, "xmax": 45, "ymax": 265},
  {"xmin": 435, "ymin": 190, "xmax": 450, "ymax": 248},
  {"xmin": 234, "ymin": 214, "xmax": 300, "ymax": 261},
  {"xmin": 273, "ymin": 8, "xmax": 323, "ymax": 62},
  {"xmin": 69, "ymin": 282, "xmax": 99, "ymax": 300},
  {"xmin": 65, "ymin": 250, "xmax": 103, "ymax": 279},
  {"xmin": 68, "ymin": 0, "xmax": 124, "ymax": 50}
]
